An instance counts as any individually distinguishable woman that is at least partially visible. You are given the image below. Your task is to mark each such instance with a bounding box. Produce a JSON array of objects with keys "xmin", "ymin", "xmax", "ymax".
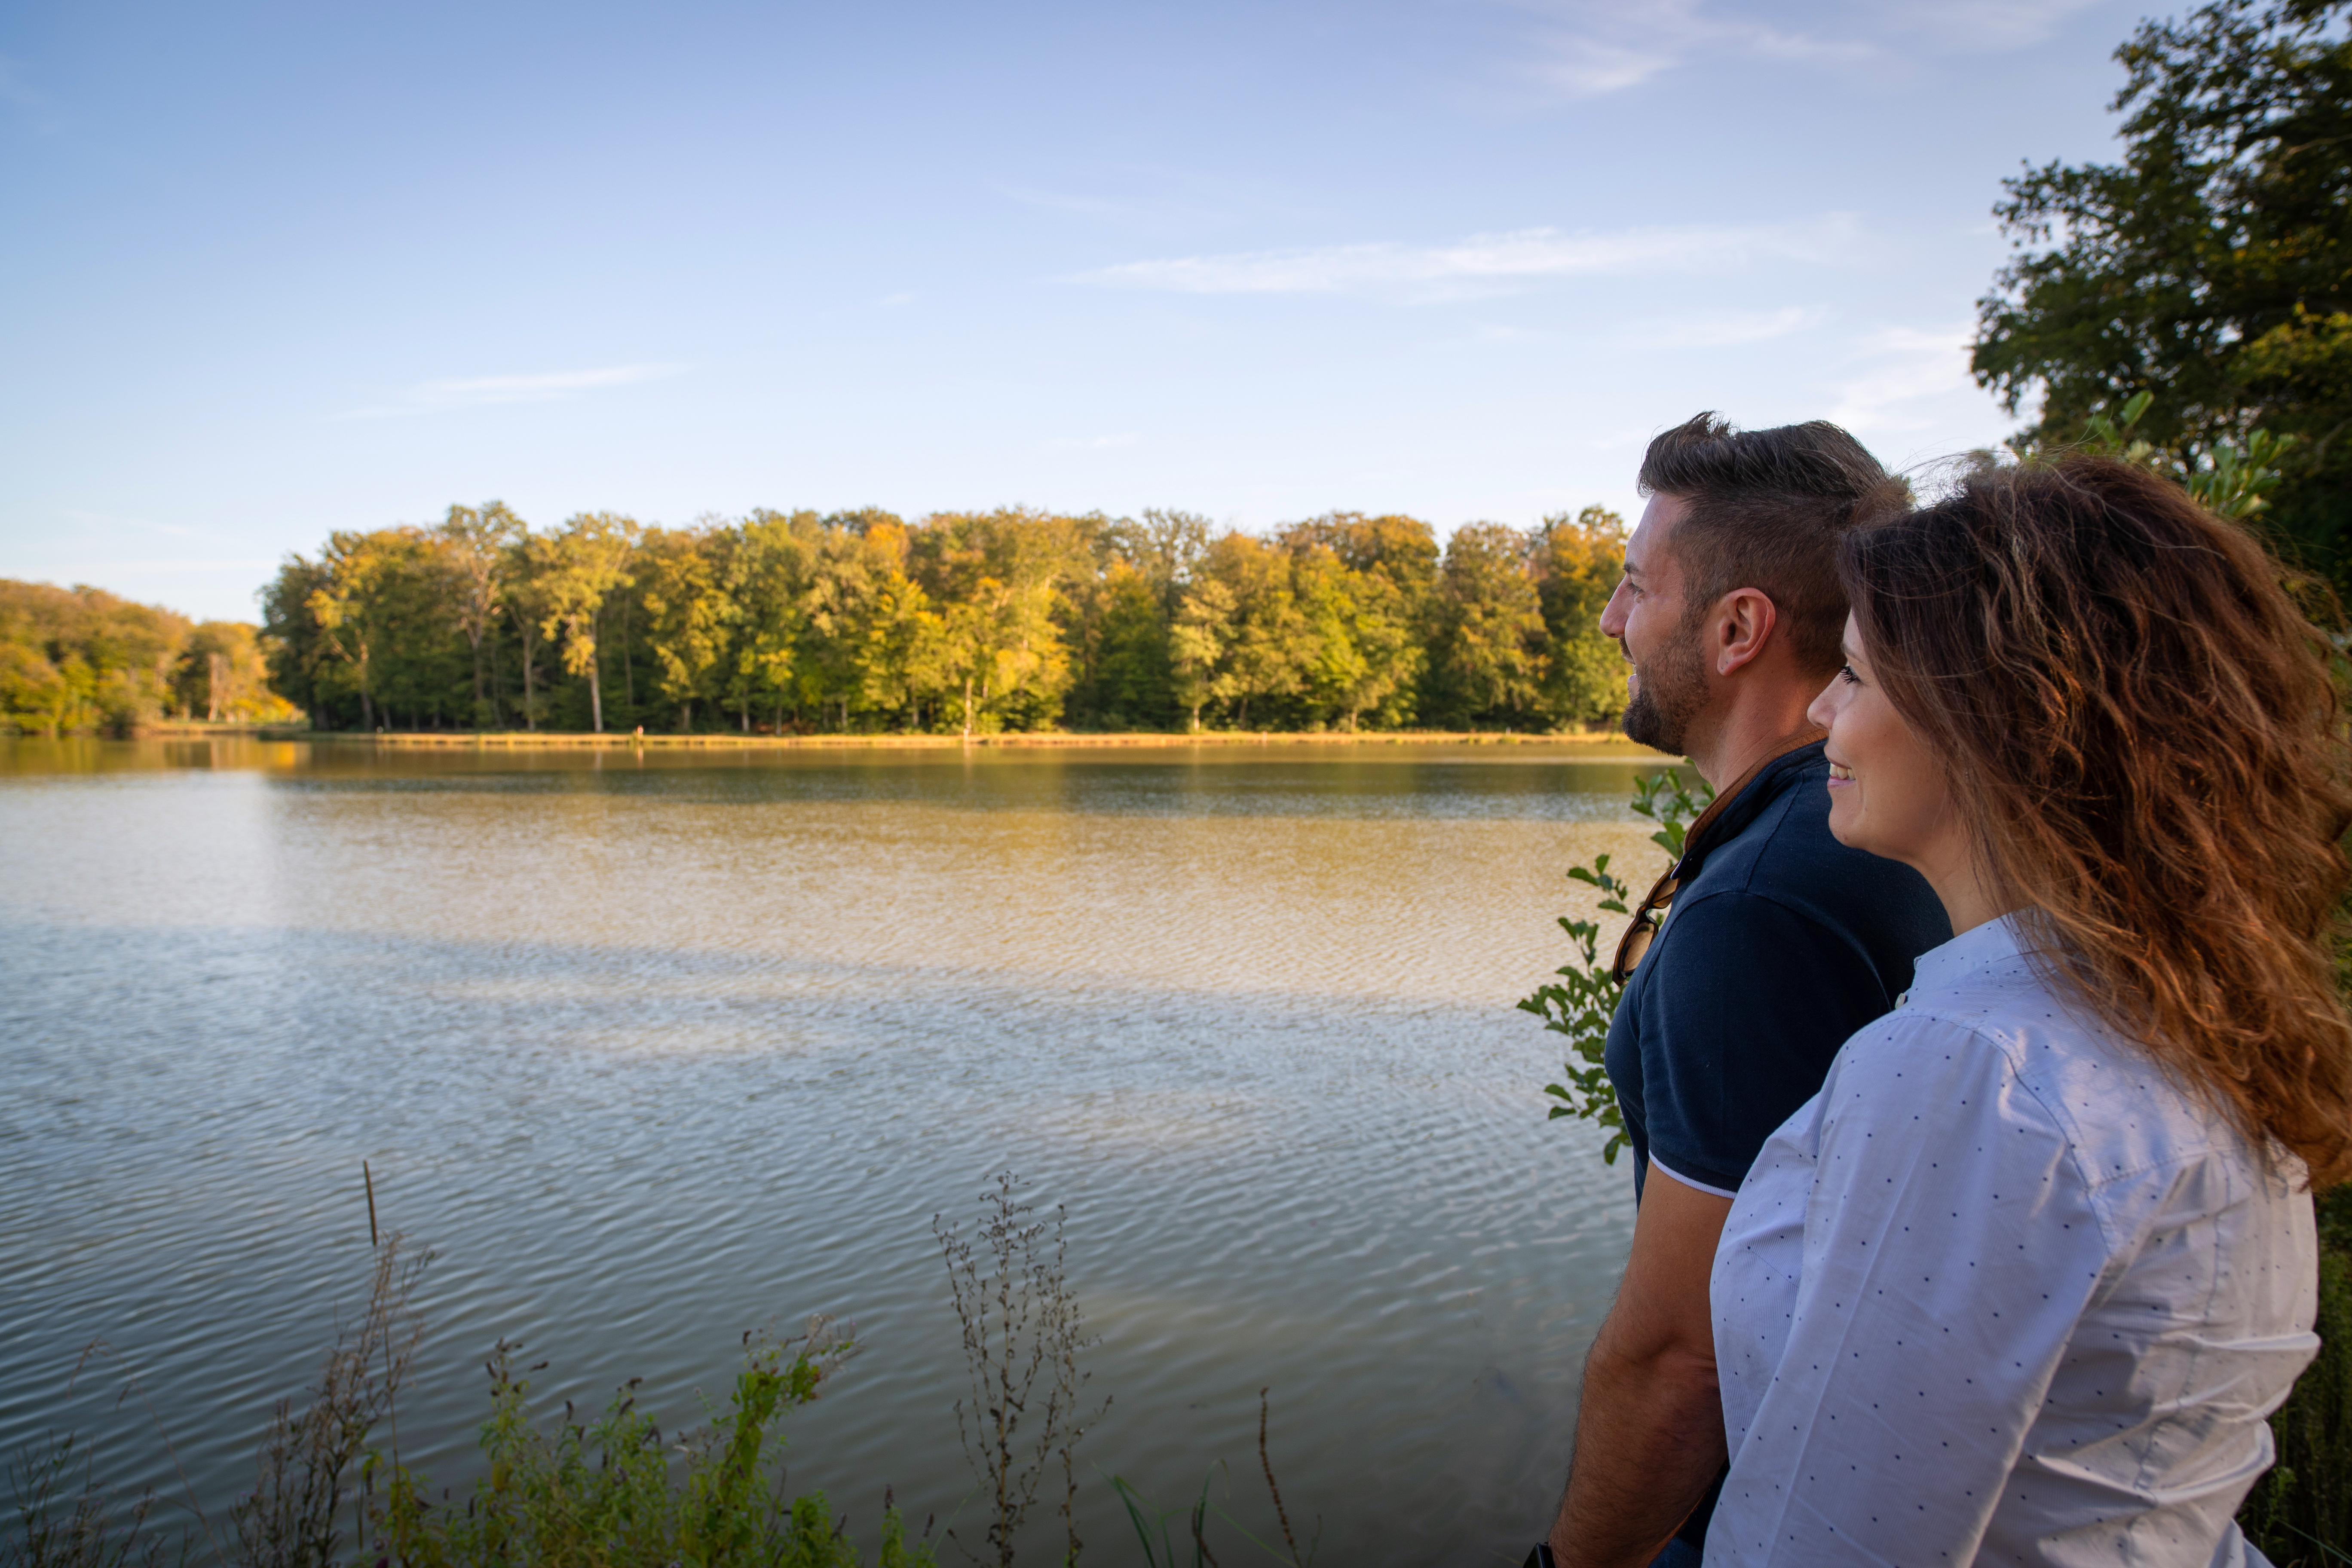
[{"xmin": 1705, "ymin": 456, "xmax": 2352, "ymax": 1566}]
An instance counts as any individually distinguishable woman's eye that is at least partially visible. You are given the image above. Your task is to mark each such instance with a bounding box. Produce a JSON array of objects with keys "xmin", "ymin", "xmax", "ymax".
[{"xmin": 1838, "ymin": 664, "xmax": 1860, "ymax": 686}]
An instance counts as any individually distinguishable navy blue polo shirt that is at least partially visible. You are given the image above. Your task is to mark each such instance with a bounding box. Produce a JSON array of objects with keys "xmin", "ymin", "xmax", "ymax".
[
  {"xmin": 1605, "ymin": 741, "xmax": 1948, "ymax": 1200},
  {"xmin": 1602, "ymin": 741, "xmax": 1948, "ymax": 1554}
]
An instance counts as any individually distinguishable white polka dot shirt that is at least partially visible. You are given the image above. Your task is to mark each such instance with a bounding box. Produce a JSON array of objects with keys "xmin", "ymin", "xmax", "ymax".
[{"xmin": 1706, "ymin": 915, "xmax": 2318, "ymax": 1567}]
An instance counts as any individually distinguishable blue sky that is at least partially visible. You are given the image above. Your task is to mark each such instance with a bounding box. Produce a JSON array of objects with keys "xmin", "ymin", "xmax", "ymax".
[{"xmin": 2, "ymin": 0, "xmax": 2151, "ymax": 622}]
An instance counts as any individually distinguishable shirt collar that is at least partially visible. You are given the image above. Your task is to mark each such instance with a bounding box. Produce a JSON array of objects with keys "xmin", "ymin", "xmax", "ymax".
[
  {"xmin": 1676, "ymin": 740, "xmax": 1826, "ymax": 879},
  {"xmin": 1908, "ymin": 912, "xmax": 2031, "ymax": 995}
]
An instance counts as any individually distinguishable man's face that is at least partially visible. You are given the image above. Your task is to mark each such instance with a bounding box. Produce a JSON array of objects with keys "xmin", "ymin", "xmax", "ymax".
[{"xmin": 1599, "ymin": 494, "xmax": 1710, "ymax": 754}]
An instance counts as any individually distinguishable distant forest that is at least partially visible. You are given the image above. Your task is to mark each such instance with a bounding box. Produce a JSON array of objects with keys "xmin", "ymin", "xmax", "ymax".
[
  {"xmin": 0, "ymin": 579, "xmax": 294, "ymax": 735},
  {"xmin": 249, "ymin": 504, "xmax": 1634, "ymax": 736}
]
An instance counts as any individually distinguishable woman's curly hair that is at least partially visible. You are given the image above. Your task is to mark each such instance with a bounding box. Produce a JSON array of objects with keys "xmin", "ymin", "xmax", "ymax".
[{"xmin": 1841, "ymin": 455, "xmax": 2352, "ymax": 1187}]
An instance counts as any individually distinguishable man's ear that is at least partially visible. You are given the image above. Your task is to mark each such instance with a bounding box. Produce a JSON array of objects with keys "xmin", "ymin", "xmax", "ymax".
[{"xmin": 1712, "ymin": 588, "xmax": 1779, "ymax": 677}]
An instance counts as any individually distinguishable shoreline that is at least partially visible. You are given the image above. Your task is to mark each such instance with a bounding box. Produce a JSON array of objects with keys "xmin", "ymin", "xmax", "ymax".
[{"xmin": 121, "ymin": 724, "xmax": 1664, "ymax": 753}]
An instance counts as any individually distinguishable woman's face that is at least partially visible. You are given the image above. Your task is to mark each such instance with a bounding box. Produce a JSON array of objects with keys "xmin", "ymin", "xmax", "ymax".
[{"xmin": 1807, "ymin": 612, "xmax": 1963, "ymax": 876}]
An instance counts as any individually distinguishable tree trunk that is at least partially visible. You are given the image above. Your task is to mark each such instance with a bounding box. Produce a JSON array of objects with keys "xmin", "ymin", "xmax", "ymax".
[
  {"xmin": 962, "ymin": 675, "xmax": 975, "ymax": 738},
  {"xmin": 622, "ymin": 596, "xmax": 635, "ymax": 709},
  {"xmin": 590, "ymin": 654, "xmax": 605, "ymax": 733},
  {"xmin": 361, "ymin": 687, "xmax": 374, "ymax": 732},
  {"xmin": 469, "ymin": 629, "xmax": 487, "ymax": 718},
  {"xmin": 681, "ymin": 699, "xmax": 692, "ymax": 731},
  {"xmin": 489, "ymin": 629, "xmax": 505, "ymax": 728}
]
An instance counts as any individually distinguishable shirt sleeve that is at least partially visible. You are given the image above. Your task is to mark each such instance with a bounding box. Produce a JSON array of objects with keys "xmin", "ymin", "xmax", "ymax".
[
  {"xmin": 1637, "ymin": 891, "xmax": 1903, "ymax": 1194},
  {"xmin": 1704, "ymin": 1014, "xmax": 2113, "ymax": 1567}
]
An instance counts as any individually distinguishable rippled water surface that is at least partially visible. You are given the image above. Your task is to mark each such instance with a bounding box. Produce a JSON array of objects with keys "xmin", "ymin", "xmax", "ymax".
[{"xmin": 1, "ymin": 738, "xmax": 1668, "ymax": 1567}]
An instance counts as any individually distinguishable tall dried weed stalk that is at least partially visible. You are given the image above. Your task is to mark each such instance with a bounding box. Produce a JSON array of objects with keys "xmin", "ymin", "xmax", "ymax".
[
  {"xmin": 933, "ymin": 1173, "xmax": 1105, "ymax": 1568},
  {"xmin": 234, "ymin": 1233, "xmax": 427, "ymax": 1568}
]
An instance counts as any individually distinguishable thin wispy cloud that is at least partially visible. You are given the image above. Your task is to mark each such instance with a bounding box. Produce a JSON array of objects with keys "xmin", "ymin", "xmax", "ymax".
[
  {"xmin": 1073, "ymin": 216, "xmax": 1862, "ymax": 301},
  {"xmin": 1494, "ymin": 0, "xmax": 2105, "ymax": 98},
  {"xmin": 1504, "ymin": 0, "xmax": 1873, "ymax": 98},
  {"xmin": 332, "ymin": 363, "xmax": 685, "ymax": 421},
  {"xmin": 1827, "ymin": 323, "xmax": 1980, "ymax": 435},
  {"xmin": 1882, "ymin": 0, "xmax": 2111, "ymax": 51},
  {"xmin": 1044, "ymin": 432, "xmax": 1139, "ymax": 451},
  {"xmin": 1637, "ymin": 304, "xmax": 1830, "ymax": 350}
]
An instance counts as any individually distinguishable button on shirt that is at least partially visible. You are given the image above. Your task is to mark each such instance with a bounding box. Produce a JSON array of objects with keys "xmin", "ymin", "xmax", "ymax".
[{"xmin": 1707, "ymin": 916, "xmax": 2318, "ymax": 1567}]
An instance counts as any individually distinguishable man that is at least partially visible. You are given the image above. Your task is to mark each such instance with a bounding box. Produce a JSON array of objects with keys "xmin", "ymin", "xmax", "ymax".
[{"xmin": 1541, "ymin": 414, "xmax": 1951, "ymax": 1568}]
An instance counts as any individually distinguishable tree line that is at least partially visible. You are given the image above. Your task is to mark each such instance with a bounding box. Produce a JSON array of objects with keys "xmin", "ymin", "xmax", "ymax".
[
  {"xmin": 258, "ymin": 504, "xmax": 1632, "ymax": 736},
  {"xmin": 0, "ymin": 579, "xmax": 293, "ymax": 736}
]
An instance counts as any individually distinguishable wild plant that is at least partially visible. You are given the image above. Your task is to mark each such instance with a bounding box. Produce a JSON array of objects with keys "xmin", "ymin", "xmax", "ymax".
[
  {"xmin": 3, "ymin": 1434, "xmax": 177, "ymax": 1568},
  {"xmin": 932, "ymin": 1173, "xmax": 1104, "ymax": 1568},
  {"xmin": 1105, "ymin": 1389, "xmax": 1316, "ymax": 1568},
  {"xmin": 234, "ymin": 1234, "xmax": 427, "ymax": 1568},
  {"xmin": 376, "ymin": 1318, "xmax": 933, "ymax": 1568},
  {"xmin": 1518, "ymin": 768, "xmax": 1710, "ymax": 1161}
]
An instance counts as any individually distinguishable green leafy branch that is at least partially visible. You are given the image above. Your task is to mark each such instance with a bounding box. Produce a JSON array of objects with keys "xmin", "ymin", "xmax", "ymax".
[
  {"xmin": 2061, "ymin": 389, "xmax": 2298, "ymax": 521},
  {"xmin": 1517, "ymin": 769, "xmax": 1712, "ymax": 1164}
]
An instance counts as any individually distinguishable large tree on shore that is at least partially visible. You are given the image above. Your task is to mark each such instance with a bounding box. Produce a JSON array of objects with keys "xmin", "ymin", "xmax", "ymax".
[
  {"xmin": 1972, "ymin": 0, "xmax": 2352, "ymax": 570},
  {"xmin": 535, "ymin": 513, "xmax": 637, "ymax": 734},
  {"xmin": 439, "ymin": 502, "xmax": 524, "ymax": 727}
]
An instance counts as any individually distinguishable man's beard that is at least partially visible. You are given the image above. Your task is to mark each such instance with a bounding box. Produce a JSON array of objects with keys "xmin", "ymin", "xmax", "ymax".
[{"xmin": 1620, "ymin": 623, "xmax": 1709, "ymax": 755}]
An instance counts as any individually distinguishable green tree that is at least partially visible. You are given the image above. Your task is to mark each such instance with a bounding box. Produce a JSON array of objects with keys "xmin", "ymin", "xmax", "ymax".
[
  {"xmin": 724, "ymin": 509, "xmax": 815, "ymax": 732},
  {"xmin": 1074, "ymin": 562, "xmax": 1176, "ymax": 729},
  {"xmin": 535, "ymin": 513, "xmax": 637, "ymax": 734},
  {"xmin": 439, "ymin": 502, "xmax": 526, "ymax": 727},
  {"xmin": 0, "ymin": 580, "xmax": 190, "ymax": 734},
  {"xmin": 1531, "ymin": 505, "xmax": 1630, "ymax": 731},
  {"xmin": 1972, "ymin": 0, "xmax": 2352, "ymax": 573},
  {"xmin": 1169, "ymin": 575, "xmax": 1237, "ymax": 733},
  {"xmin": 303, "ymin": 530, "xmax": 403, "ymax": 730},
  {"xmin": 1190, "ymin": 532, "xmax": 1308, "ymax": 729},
  {"xmin": 1277, "ymin": 511, "xmax": 1439, "ymax": 724},
  {"xmin": 797, "ymin": 521, "xmax": 889, "ymax": 732},
  {"xmin": 1288, "ymin": 545, "xmax": 1421, "ymax": 731},
  {"xmin": 172, "ymin": 621, "xmax": 288, "ymax": 723},
  {"xmin": 910, "ymin": 510, "xmax": 1078, "ymax": 736},
  {"xmin": 1428, "ymin": 523, "xmax": 1547, "ymax": 727},
  {"xmin": 502, "ymin": 535, "xmax": 555, "ymax": 732},
  {"xmin": 637, "ymin": 525, "xmax": 737, "ymax": 730},
  {"xmin": 853, "ymin": 520, "xmax": 950, "ymax": 730}
]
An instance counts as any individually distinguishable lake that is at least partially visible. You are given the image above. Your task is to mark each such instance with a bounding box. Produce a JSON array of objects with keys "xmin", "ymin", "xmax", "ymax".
[{"xmin": 0, "ymin": 737, "xmax": 1669, "ymax": 1567}]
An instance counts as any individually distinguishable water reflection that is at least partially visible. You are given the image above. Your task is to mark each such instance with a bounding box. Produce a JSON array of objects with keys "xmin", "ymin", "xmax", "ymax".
[{"xmin": 0, "ymin": 739, "xmax": 1667, "ymax": 1566}]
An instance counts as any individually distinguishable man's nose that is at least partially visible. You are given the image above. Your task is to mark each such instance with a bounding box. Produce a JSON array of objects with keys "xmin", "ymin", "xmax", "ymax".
[{"xmin": 1599, "ymin": 585, "xmax": 1628, "ymax": 637}]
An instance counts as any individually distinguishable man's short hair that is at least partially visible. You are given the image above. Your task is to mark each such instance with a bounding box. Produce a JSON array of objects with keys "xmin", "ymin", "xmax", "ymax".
[{"xmin": 1637, "ymin": 413, "xmax": 1895, "ymax": 677}]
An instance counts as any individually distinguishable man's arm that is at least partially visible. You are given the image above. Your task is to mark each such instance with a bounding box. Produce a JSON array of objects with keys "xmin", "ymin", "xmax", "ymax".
[{"xmin": 1547, "ymin": 1167, "xmax": 1733, "ymax": 1568}]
